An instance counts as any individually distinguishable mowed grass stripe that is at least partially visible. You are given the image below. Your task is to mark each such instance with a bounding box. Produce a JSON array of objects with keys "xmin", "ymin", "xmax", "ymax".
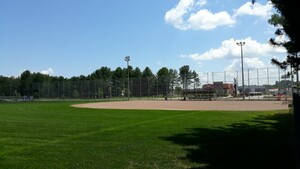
[{"xmin": 0, "ymin": 107, "xmax": 199, "ymax": 156}]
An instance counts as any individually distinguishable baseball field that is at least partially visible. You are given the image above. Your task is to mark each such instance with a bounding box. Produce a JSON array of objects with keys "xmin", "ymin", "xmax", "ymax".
[{"xmin": 0, "ymin": 101, "xmax": 295, "ymax": 169}]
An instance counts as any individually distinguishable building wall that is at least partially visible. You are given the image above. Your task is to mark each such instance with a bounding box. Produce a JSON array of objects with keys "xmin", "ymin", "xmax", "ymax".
[{"xmin": 203, "ymin": 82, "xmax": 234, "ymax": 95}]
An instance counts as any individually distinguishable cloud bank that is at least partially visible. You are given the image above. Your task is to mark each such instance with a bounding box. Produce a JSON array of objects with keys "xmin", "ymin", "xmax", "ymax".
[
  {"xmin": 182, "ymin": 37, "xmax": 286, "ymax": 71},
  {"xmin": 165, "ymin": 0, "xmax": 273, "ymax": 30},
  {"xmin": 181, "ymin": 37, "xmax": 286, "ymax": 61}
]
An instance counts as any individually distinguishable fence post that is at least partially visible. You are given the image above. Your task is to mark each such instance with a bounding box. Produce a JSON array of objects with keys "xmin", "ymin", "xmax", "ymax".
[
  {"xmin": 267, "ymin": 68, "xmax": 270, "ymax": 85},
  {"xmin": 140, "ymin": 77, "xmax": 142, "ymax": 98},
  {"xmin": 257, "ymin": 68, "xmax": 259, "ymax": 86},
  {"xmin": 248, "ymin": 69, "xmax": 250, "ymax": 86},
  {"xmin": 278, "ymin": 67, "xmax": 281, "ymax": 84},
  {"xmin": 156, "ymin": 78, "xmax": 158, "ymax": 99},
  {"xmin": 207, "ymin": 72, "xmax": 209, "ymax": 84}
]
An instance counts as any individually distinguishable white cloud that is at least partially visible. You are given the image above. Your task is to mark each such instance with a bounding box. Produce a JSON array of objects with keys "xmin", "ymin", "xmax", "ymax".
[
  {"xmin": 223, "ymin": 58, "xmax": 271, "ymax": 85},
  {"xmin": 182, "ymin": 46, "xmax": 229, "ymax": 60},
  {"xmin": 40, "ymin": 68, "xmax": 54, "ymax": 76},
  {"xmin": 274, "ymin": 34, "xmax": 290, "ymax": 44},
  {"xmin": 195, "ymin": 0, "xmax": 207, "ymax": 7},
  {"xmin": 225, "ymin": 59, "xmax": 239, "ymax": 72},
  {"xmin": 165, "ymin": 1, "xmax": 273, "ymax": 30},
  {"xmin": 165, "ymin": 0, "xmax": 234, "ymax": 30},
  {"xmin": 182, "ymin": 37, "xmax": 286, "ymax": 61},
  {"xmin": 164, "ymin": 0, "xmax": 195, "ymax": 30},
  {"xmin": 224, "ymin": 57, "xmax": 266, "ymax": 72},
  {"xmin": 234, "ymin": 2, "xmax": 273, "ymax": 18},
  {"xmin": 17, "ymin": 68, "xmax": 54, "ymax": 77},
  {"xmin": 244, "ymin": 58, "xmax": 266, "ymax": 69},
  {"xmin": 188, "ymin": 9, "xmax": 235, "ymax": 30}
]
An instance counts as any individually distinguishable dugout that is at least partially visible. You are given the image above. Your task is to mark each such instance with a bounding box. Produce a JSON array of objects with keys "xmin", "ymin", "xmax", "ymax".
[{"xmin": 182, "ymin": 89, "xmax": 214, "ymax": 101}]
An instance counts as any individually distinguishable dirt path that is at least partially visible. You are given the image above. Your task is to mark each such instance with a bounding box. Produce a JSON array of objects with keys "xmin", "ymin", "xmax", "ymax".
[{"xmin": 72, "ymin": 100, "xmax": 289, "ymax": 111}]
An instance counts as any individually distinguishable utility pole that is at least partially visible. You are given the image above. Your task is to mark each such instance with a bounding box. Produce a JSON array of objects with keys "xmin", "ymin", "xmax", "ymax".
[
  {"xmin": 125, "ymin": 56, "xmax": 130, "ymax": 100},
  {"xmin": 236, "ymin": 41, "xmax": 246, "ymax": 100}
]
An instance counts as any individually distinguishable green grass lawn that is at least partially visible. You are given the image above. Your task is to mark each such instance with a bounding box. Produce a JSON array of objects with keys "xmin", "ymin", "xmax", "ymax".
[{"xmin": 0, "ymin": 102, "xmax": 296, "ymax": 169}]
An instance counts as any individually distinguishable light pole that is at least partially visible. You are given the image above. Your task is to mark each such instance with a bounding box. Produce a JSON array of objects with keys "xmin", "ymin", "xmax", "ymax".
[
  {"xmin": 236, "ymin": 41, "xmax": 246, "ymax": 100},
  {"xmin": 125, "ymin": 56, "xmax": 130, "ymax": 100}
]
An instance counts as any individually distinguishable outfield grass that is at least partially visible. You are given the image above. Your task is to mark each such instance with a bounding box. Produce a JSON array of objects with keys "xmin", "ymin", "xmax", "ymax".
[{"xmin": 0, "ymin": 102, "xmax": 296, "ymax": 169}]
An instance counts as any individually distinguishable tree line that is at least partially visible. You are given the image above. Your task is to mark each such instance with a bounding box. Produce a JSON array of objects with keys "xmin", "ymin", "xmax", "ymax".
[{"xmin": 0, "ymin": 65, "xmax": 200, "ymax": 99}]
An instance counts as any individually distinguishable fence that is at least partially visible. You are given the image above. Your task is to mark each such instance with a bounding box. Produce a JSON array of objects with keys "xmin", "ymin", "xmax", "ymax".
[
  {"xmin": 0, "ymin": 67, "xmax": 297, "ymax": 101},
  {"xmin": 200, "ymin": 67, "xmax": 291, "ymax": 87},
  {"xmin": 0, "ymin": 77, "xmax": 176, "ymax": 100}
]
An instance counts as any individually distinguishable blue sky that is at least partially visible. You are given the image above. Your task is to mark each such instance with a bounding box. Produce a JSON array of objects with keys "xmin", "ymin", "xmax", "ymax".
[{"xmin": 0, "ymin": 0, "xmax": 287, "ymax": 78}]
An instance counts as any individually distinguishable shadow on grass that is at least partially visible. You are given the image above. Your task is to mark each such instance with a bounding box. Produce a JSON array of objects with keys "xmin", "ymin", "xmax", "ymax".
[{"xmin": 163, "ymin": 113, "xmax": 297, "ymax": 169}]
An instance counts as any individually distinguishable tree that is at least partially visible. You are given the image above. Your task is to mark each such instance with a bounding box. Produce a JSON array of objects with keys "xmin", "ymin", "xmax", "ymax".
[
  {"xmin": 268, "ymin": 0, "xmax": 299, "ymax": 53},
  {"xmin": 90, "ymin": 67, "xmax": 112, "ymax": 97},
  {"xmin": 131, "ymin": 67, "xmax": 142, "ymax": 96},
  {"xmin": 169, "ymin": 69, "xmax": 179, "ymax": 98},
  {"xmin": 132, "ymin": 67, "xmax": 142, "ymax": 78},
  {"xmin": 0, "ymin": 76, "xmax": 16, "ymax": 96},
  {"xmin": 156, "ymin": 67, "xmax": 170, "ymax": 97},
  {"xmin": 271, "ymin": 56, "xmax": 299, "ymax": 83},
  {"xmin": 142, "ymin": 67, "xmax": 155, "ymax": 97},
  {"xmin": 192, "ymin": 71, "xmax": 201, "ymax": 90},
  {"xmin": 267, "ymin": 0, "xmax": 300, "ymax": 86},
  {"xmin": 90, "ymin": 66, "xmax": 112, "ymax": 80},
  {"xmin": 179, "ymin": 65, "xmax": 194, "ymax": 100},
  {"xmin": 142, "ymin": 67, "xmax": 154, "ymax": 78},
  {"xmin": 19, "ymin": 70, "xmax": 32, "ymax": 96},
  {"xmin": 112, "ymin": 67, "xmax": 125, "ymax": 97},
  {"xmin": 112, "ymin": 67, "xmax": 125, "ymax": 79},
  {"xmin": 174, "ymin": 86, "xmax": 182, "ymax": 96},
  {"xmin": 50, "ymin": 76, "xmax": 67, "ymax": 98},
  {"xmin": 122, "ymin": 65, "xmax": 134, "ymax": 97},
  {"xmin": 179, "ymin": 65, "xmax": 193, "ymax": 91}
]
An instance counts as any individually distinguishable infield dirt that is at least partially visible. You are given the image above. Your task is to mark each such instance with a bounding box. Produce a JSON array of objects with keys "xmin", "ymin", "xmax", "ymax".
[{"xmin": 72, "ymin": 100, "xmax": 289, "ymax": 111}]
